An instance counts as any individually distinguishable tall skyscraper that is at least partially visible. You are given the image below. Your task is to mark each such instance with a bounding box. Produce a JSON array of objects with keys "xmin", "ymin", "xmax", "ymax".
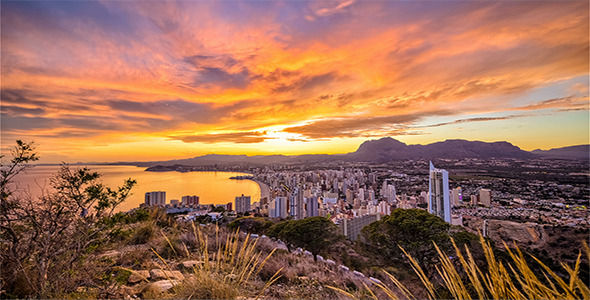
[
  {"xmin": 235, "ymin": 194, "xmax": 251, "ymax": 213},
  {"xmin": 429, "ymin": 162, "xmax": 451, "ymax": 223},
  {"xmin": 145, "ymin": 191, "xmax": 166, "ymax": 206},
  {"xmin": 269, "ymin": 196, "xmax": 288, "ymax": 218},
  {"xmin": 306, "ymin": 196, "xmax": 319, "ymax": 217},
  {"xmin": 289, "ymin": 188, "xmax": 305, "ymax": 219}
]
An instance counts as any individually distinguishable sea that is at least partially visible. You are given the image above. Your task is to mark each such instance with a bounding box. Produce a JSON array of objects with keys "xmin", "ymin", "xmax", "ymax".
[{"xmin": 10, "ymin": 165, "xmax": 261, "ymax": 212}]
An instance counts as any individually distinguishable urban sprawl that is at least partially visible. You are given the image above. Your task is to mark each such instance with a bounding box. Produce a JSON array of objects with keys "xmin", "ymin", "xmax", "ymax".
[{"xmin": 140, "ymin": 158, "xmax": 589, "ymax": 240}]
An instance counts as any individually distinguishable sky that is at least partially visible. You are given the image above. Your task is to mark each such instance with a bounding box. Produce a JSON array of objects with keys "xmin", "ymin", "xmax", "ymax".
[{"xmin": 1, "ymin": 0, "xmax": 588, "ymax": 164}]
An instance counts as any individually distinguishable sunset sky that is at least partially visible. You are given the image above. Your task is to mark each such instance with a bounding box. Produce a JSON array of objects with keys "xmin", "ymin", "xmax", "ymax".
[{"xmin": 1, "ymin": 0, "xmax": 588, "ymax": 164}]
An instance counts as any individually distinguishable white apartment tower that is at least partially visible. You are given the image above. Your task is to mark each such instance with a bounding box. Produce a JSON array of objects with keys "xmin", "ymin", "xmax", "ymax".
[
  {"xmin": 145, "ymin": 191, "xmax": 166, "ymax": 206},
  {"xmin": 429, "ymin": 162, "xmax": 451, "ymax": 223}
]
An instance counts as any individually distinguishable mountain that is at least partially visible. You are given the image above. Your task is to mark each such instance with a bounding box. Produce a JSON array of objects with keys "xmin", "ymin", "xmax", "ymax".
[
  {"xmin": 347, "ymin": 137, "xmax": 532, "ymax": 162},
  {"xmin": 532, "ymin": 145, "xmax": 589, "ymax": 160},
  {"xmin": 124, "ymin": 137, "xmax": 547, "ymax": 167}
]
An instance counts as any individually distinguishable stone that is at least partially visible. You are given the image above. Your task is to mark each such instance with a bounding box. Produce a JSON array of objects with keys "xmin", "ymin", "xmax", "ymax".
[
  {"xmin": 101, "ymin": 250, "xmax": 120, "ymax": 258},
  {"xmin": 170, "ymin": 270, "xmax": 185, "ymax": 281},
  {"xmin": 369, "ymin": 277, "xmax": 383, "ymax": 284},
  {"xmin": 181, "ymin": 260, "xmax": 201, "ymax": 269},
  {"xmin": 150, "ymin": 269, "xmax": 166, "ymax": 280},
  {"xmin": 150, "ymin": 269, "xmax": 184, "ymax": 281},
  {"xmin": 152, "ymin": 279, "xmax": 179, "ymax": 290},
  {"xmin": 128, "ymin": 270, "xmax": 150, "ymax": 284}
]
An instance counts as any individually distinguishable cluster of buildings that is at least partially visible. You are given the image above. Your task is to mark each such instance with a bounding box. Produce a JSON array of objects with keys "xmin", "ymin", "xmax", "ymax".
[
  {"xmin": 142, "ymin": 158, "xmax": 588, "ymax": 241},
  {"xmin": 142, "ymin": 191, "xmax": 233, "ymax": 212}
]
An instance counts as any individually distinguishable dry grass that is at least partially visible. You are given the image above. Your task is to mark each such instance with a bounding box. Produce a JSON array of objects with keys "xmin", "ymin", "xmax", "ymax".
[
  {"xmin": 153, "ymin": 223, "xmax": 282, "ymax": 299},
  {"xmin": 331, "ymin": 234, "xmax": 590, "ymax": 300}
]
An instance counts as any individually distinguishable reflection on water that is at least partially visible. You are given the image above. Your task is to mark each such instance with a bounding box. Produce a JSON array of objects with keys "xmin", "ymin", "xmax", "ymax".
[{"xmin": 12, "ymin": 165, "xmax": 261, "ymax": 212}]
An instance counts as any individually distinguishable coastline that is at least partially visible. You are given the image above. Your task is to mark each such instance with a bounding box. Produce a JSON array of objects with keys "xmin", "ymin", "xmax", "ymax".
[{"xmin": 251, "ymin": 179, "xmax": 270, "ymax": 200}]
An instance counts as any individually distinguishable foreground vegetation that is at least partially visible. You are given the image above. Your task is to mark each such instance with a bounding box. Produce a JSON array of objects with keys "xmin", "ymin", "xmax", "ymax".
[{"xmin": 1, "ymin": 141, "xmax": 588, "ymax": 299}]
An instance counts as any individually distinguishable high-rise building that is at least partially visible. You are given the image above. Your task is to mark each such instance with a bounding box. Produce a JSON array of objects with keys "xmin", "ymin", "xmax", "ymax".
[
  {"xmin": 269, "ymin": 196, "xmax": 288, "ymax": 218},
  {"xmin": 479, "ymin": 189, "xmax": 492, "ymax": 207},
  {"xmin": 181, "ymin": 195, "xmax": 199, "ymax": 205},
  {"xmin": 235, "ymin": 194, "xmax": 251, "ymax": 213},
  {"xmin": 429, "ymin": 162, "xmax": 451, "ymax": 223},
  {"xmin": 306, "ymin": 196, "xmax": 319, "ymax": 217},
  {"xmin": 145, "ymin": 191, "xmax": 166, "ymax": 206},
  {"xmin": 450, "ymin": 187, "xmax": 462, "ymax": 206},
  {"xmin": 289, "ymin": 188, "xmax": 305, "ymax": 219}
]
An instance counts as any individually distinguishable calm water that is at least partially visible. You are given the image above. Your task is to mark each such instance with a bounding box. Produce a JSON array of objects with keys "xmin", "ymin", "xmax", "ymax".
[{"xmin": 11, "ymin": 165, "xmax": 261, "ymax": 212}]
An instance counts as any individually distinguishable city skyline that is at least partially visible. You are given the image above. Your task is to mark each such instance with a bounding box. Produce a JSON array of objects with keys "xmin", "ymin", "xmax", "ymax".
[{"xmin": 1, "ymin": 0, "xmax": 588, "ymax": 164}]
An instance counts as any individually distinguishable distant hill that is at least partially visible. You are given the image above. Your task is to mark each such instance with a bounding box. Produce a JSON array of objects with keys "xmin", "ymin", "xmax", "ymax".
[
  {"xmin": 532, "ymin": 145, "xmax": 589, "ymax": 160},
  {"xmin": 121, "ymin": 137, "xmax": 550, "ymax": 167},
  {"xmin": 346, "ymin": 137, "xmax": 532, "ymax": 162}
]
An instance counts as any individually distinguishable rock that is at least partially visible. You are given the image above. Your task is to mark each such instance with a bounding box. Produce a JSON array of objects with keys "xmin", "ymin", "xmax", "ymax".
[
  {"xmin": 150, "ymin": 269, "xmax": 184, "ymax": 281},
  {"xmin": 339, "ymin": 265, "xmax": 350, "ymax": 272},
  {"xmin": 128, "ymin": 270, "xmax": 150, "ymax": 284},
  {"xmin": 100, "ymin": 250, "xmax": 120, "ymax": 258},
  {"xmin": 369, "ymin": 277, "xmax": 383, "ymax": 284},
  {"xmin": 353, "ymin": 270, "xmax": 365, "ymax": 277},
  {"xmin": 170, "ymin": 270, "xmax": 185, "ymax": 281},
  {"xmin": 181, "ymin": 260, "xmax": 201, "ymax": 269},
  {"xmin": 152, "ymin": 279, "xmax": 179, "ymax": 290},
  {"xmin": 150, "ymin": 269, "xmax": 166, "ymax": 280},
  {"xmin": 140, "ymin": 283, "xmax": 163, "ymax": 296}
]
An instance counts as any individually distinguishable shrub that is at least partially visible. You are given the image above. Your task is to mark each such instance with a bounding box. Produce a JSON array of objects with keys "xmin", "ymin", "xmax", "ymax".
[
  {"xmin": 1, "ymin": 141, "xmax": 136, "ymax": 298},
  {"xmin": 129, "ymin": 222, "xmax": 157, "ymax": 245}
]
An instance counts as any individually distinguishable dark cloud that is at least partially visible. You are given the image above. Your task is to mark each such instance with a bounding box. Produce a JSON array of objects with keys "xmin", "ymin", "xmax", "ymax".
[
  {"xmin": 0, "ymin": 105, "xmax": 45, "ymax": 116},
  {"xmin": 169, "ymin": 131, "xmax": 269, "ymax": 143},
  {"xmin": 0, "ymin": 89, "xmax": 47, "ymax": 106},
  {"xmin": 272, "ymin": 72, "xmax": 339, "ymax": 93},
  {"xmin": 182, "ymin": 54, "xmax": 252, "ymax": 89},
  {"xmin": 195, "ymin": 67, "xmax": 251, "ymax": 89},
  {"xmin": 0, "ymin": 114, "xmax": 55, "ymax": 131},
  {"xmin": 516, "ymin": 96, "xmax": 588, "ymax": 111},
  {"xmin": 420, "ymin": 116, "xmax": 522, "ymax": 128},
  {"xmin": 183, "ymin": 55, "xmax": 239, "ymax": 69},
  {"xmin": 0, "ymin": 89, "xmax": 94, "ymax": 111},
  {"xmin": 107, "ymin": 99, "xmax": 247, "ymax": 124},
  {"xmin": 283, "ymin": 110, "xmax": 451, "ymax": 139},
  {"xmin": 254, "ymin": 69, "xmax": 300, "ymax": 83}
]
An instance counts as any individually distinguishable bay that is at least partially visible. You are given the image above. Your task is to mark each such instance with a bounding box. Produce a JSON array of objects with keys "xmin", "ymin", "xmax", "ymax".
[{"xmin": 11, "ymin": 165, "xmax": 261, "ymax": 212}]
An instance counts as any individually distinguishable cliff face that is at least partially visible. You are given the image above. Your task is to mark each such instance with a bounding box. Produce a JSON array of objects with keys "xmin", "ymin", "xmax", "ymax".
[{"xmin": 347, "ymin": 137, "xmax": 532, "ymax": 162}]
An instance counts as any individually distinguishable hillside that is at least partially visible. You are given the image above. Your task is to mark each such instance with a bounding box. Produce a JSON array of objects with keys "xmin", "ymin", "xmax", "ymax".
[
  {"xmin": 130, "ymin": 137, "xmax": 537, "ymax": 167},
  {"xmin": 532, "ymin": 145, "xmax": 589, "ymax": 160}
]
